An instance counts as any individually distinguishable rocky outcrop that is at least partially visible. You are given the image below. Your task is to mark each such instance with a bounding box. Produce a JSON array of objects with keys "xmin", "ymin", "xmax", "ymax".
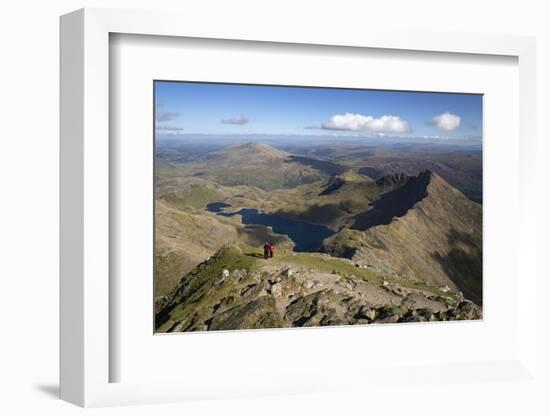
[
  {"xmin": 156, "ymin": 244, "xmax": 481, "ymax": 333},
  {"xmin": 319, "ymin": 176, "xmax": 346, "ymax": 196},
  {"xmin": 375, "ymin": 172, "xmax": 411, "ymax": 188}
]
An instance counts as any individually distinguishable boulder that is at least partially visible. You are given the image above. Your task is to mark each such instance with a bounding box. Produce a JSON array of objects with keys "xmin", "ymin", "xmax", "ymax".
[
  {"xmin": 456, "ymin": 301, "xmax": 482, "ymax": 320},
  {"xmin": 281, "ymin": 268, "xmax": 294, "ymax": 278},
  {"xmin": 365, "ymin": 309, "xmax": 377, "ymax": 320},
  {"xmin": 355, "ymin": 306, "xmax": 376, "ymax": 321},
  {"xmin": 376, "ymin": 306, "xmax": 402, "ymax": 323},
  {"xmin": 271, "ymin": 283, "xmax": 283, "ymax": 297},
  {"xmin": 231, "ymin": 269, "xmax": 246, "ymax": 279},
  {"xmin": 207, "ymin": 296, "xmax": 283, "ymax": 330}
]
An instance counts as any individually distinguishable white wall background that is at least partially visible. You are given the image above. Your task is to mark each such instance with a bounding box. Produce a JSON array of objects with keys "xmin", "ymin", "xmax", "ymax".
[{"xmin": 0, "ymin": 1, "xmax": 548, "ymax": 414}]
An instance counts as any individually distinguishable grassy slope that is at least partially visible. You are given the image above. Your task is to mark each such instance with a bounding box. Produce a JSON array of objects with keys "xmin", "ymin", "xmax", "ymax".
[
  {"xmin": 155, "ymin": 194, "xmax": 295, "ymax": 296},
  {"xmin": 161, "ymin": 184, "xmax": 223, "ymax": 210},
  {"xmin": 156, "ymin": 245, "xmax": 261, "ymax": 331},
  {"xmin": 155, "ymin": 200, "xmax": 240, "ymax": 296}
]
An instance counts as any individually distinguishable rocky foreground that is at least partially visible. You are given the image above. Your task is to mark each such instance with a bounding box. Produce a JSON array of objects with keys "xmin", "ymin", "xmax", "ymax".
[{"xmin": 156, "ymin": 245, "xmax": 481, "ymax": 332}]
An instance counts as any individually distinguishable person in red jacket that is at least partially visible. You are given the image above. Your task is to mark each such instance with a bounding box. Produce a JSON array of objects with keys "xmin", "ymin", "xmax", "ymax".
[{"xmin": 268, "ymin": 243, "xmax": 275, "ymax": 258}]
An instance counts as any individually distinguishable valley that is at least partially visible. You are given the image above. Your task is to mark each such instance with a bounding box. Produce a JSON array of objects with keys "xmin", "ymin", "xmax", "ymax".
[{"xmin": 154, "ymin": 139, "xmax": 483, "ymax": 331}]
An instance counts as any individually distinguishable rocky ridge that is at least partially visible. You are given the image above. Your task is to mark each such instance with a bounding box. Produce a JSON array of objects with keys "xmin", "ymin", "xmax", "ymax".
[
  {"xmin": 156, "ymin": 244, "xmax": 481, "ymax": 332},
  {"xmin": 323, "ymin": 170, "xmax": 482, "ymax": 304}
]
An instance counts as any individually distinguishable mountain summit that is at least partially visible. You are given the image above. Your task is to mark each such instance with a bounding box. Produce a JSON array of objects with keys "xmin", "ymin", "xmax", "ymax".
[
  {"xmin": 197, "ymin": 142, "xmax": 330, "ymax": 190},
  {"xmin": 209, "ymin": 141, "xmax": 289, "ymax": 161}
]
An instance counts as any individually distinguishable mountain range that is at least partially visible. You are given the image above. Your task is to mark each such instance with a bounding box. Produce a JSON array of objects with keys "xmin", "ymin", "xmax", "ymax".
[{"xmin": 155, "ymin": 141, "xmax": 483, "ymax": 331}]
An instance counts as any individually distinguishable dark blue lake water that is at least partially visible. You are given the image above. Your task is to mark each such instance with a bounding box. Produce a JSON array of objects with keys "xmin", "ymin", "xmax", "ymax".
[
  {"xmin": 206, "ymin": 202, "xmax": 335, "ymax": 252},
  {"xmin": 206, "ymin": 202, "xmax": 232, "ymax": 213}
]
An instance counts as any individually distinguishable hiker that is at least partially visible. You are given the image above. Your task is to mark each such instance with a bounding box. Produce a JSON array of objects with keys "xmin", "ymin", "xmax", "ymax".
[
  {"xmin": 263, "ymin": 242, "xmax": 270, "ymax": 260},
  {"xmin": 269, "ymin": 243, "xmax": 275, "ymax": 258}
]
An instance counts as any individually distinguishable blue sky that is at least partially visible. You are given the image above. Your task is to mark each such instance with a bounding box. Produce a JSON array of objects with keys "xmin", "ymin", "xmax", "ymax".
[{"xmin": 155, "ymin": 81, "xmax": 482, "ymax": 140}]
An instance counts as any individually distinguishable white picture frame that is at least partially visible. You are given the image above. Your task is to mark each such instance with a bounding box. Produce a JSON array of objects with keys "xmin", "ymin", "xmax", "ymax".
[{"xmin": 60, "ymin": 7, "xmax": 538, "ymax": 408}]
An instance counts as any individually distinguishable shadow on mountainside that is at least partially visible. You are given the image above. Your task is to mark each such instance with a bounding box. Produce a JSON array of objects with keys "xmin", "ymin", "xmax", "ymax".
[
  {"xmin": 244, "ymin": 252, "xmax": 264, "ymax": 259},
  {"xmin": 351, "ymin": 171, "xmax": 432, "ymax": 231},
  {"xmin": 278, "ymin": 203, "xmax": 345, "ymax": 226},
  {"xmin": 432, "ymin": 228, "xmax": 482, "ymax": 305},
  {"xmin": 357, "ymin": 166, "xmax": 384, "ymax": 179}
]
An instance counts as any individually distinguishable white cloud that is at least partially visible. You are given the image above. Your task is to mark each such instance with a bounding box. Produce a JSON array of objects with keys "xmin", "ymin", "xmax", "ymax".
[
  {"xmin": 221, "ymin": 115, "xmax": 249, "ymax": 125},
  {"xmin": 320, "ymin": 113, "xmax": 411, "ymax": 134},
  {"xmin": 155, "ymin": 126, "xmax": 185, "ymax": 136},
  {"xmin": 431, "ymin": 112, "xmax": 461, "ymax": 131}
]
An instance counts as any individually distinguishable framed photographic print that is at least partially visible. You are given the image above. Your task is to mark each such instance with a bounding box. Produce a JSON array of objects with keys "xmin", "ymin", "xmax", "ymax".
[
  {"xmin": 60, "ymin": 8, "xmax": 538, "ymax": 408},
  {"xmin": 153, "ymin": 81, "xmax": 484, "ymax": 334}
]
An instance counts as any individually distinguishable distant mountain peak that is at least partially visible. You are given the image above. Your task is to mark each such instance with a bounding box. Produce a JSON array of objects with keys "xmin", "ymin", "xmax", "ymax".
[
  {"xmin": 201, "ymin": 142, "xmax": 330, "ymax": 191},
  {"xmin": 219, "ymin": 141, "xmax": 288, "ymax": 159}
]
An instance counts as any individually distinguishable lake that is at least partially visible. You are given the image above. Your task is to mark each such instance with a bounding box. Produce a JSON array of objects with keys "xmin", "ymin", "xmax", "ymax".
[
  {"xmin": 206, "ymin": 202, "xmax": 335, "ymax": 252},
  {"xmin": 205, "ymin": 202, "xmax": 232, "ymax": 213}
]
